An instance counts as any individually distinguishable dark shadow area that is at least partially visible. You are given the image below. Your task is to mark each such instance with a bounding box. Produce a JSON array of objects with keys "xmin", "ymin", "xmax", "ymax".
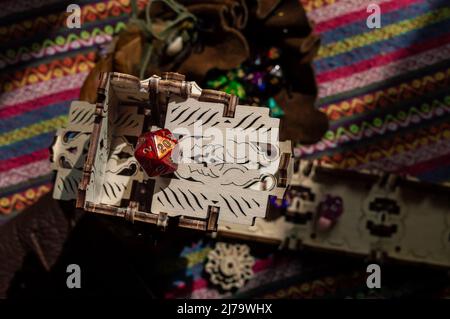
[{"xmin": 5, "ymin": 210, "xmax": 198, "ymax": 298}]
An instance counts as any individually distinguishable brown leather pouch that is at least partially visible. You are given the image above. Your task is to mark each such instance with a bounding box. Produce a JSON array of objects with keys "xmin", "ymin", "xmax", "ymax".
[{"xmin": 80, "ymin": 0, "xmax": 328, "ymax": 143}]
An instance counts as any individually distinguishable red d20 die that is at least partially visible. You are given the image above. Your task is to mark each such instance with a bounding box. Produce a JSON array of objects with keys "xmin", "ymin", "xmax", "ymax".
[{"xmin": 134, "ymin": 129, "xmax": 178, "ymax": 177}]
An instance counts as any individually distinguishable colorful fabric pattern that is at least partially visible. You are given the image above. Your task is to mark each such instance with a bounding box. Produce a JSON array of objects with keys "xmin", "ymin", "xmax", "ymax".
[
  {"xmin": 0, "ymin": 0, "xmax": 149, "ymax": 224},
  {"xmin": 301, "ymin": 0, "xmax": 450, "ymax": 186},
  {"xmin": 1, "ymin": 0, "xmax": 450, "ymax": 298}
]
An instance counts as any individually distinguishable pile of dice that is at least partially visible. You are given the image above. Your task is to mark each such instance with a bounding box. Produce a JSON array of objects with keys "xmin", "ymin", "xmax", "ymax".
[{"xmin": 204, "ymin": 46, "xmax": 285, "ymax": 118}]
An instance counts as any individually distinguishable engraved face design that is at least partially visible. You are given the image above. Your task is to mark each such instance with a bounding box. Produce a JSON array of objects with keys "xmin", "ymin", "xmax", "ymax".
[{"xmin": 363, "ymin": 196, "xmax": 403, "ymax": 239}]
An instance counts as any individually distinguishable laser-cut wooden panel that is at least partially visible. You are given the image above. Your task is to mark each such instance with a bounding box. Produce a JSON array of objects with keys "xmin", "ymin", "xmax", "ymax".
[{"xmin": 218, "ymin": 159, "xmax": 450, "ymax": 267}]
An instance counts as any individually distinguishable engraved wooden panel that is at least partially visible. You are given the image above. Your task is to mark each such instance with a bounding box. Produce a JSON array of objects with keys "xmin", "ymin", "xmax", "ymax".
[
  {"xmin": 149, "ymin": 97, "xmax": 287, "ymax": 225},
  {"xmin": 85, "ymin": 77, "xmax": 118, "ymax": 205},
  {"xmin": 51, "ymin": 101, "xmax": 95, "ymax": 200}
]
